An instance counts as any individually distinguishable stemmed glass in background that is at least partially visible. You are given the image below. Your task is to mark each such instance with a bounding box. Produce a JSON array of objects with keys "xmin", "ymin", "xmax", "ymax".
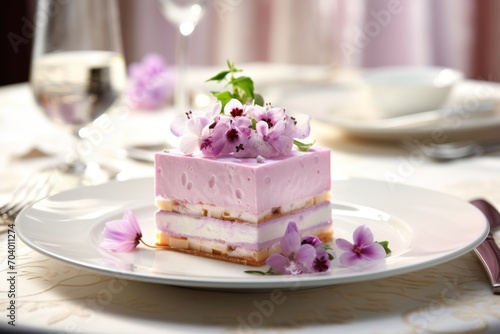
[
  {"xmin": 157, "ymin": 0, "xmax": 207, "ymax": 113},
  {"xmin": 30, "ymin": 0, "xmax": 126, "ymax": 184}
]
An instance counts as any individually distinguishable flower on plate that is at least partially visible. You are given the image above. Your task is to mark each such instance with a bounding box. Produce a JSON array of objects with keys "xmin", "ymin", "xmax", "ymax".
[
  {"xmin": 335, "ymin": 225, "xmax": 387, "ymax": 267},
  {"xmin": 312, "ymin": 247, "xmax": 331, "ymax": 273},
  {"xmin": 126, "ymin": 53, "xmax": 174, "ymax": 110},
  {"xmin": 266, "ymin": 222, "xmax": 317, "ymax": 275},
  {"xmin": 101, "ymin": 210, "xmax": 143, "ymax": 252},
  {"xmin": 301, "ymin": 235, "xmax": 322, "ymax": 247}
]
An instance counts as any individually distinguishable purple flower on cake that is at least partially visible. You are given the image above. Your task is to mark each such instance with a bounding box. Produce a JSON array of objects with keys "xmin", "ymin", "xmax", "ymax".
[
  {"xmin": 171, "ymin": 98, "xmax": 310, "ymax": 158},
  {"xmin": 266, "ymin": 222, "xmax": 317, "ymax": 275},
  {"xmin": 283, "ymin": 113, "xmax": 311, "ymax": 139},
  {"xmin": 223, "ymin": 99, "xmax": 245, "ymax": 117},
  {"xmin": 171, "ymin": 101, "xmax": 222, "ymax": 154},
  {"xmin": 169, "ymin": 62, "xmax": 313, "ymax": 158},
  {"xmin": 335, "ymin": 225, "xmax": 387, "ymax": 267},
  {"xmin": 101, "ymin": 210, "xmax": 143, "ymax": 252},
  {"xmin": 245, "ymin": 104, "xmax": 285, "ymax": 127},
  {"xmin": 126, "ymin": 53, "xmax": 174, "ymax": 110},
  {"xmin": 202, "ymin": 115, "xmax": 252, "ymax": 156}
]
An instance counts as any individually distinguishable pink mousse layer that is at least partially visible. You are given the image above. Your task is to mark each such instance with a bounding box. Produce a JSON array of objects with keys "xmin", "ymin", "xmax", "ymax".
[{"xmin": 155, "ymin": 148, "xmax": 331, "ymax": 215}]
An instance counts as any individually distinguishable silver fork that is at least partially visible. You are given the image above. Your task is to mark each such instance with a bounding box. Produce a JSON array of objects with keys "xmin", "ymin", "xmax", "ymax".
[{"xmin": 0, "ymin": 169, "xmax": 60, "ymax": 226}]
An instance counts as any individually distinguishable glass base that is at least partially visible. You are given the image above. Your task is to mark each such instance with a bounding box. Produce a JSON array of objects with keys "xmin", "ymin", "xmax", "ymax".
[{"xmin": 56, "ymin": 160, "xmax": 118, "ymax": 186}]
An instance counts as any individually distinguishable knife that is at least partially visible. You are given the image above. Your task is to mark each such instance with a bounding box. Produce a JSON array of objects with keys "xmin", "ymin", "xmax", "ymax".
[{"xmin": 470, "ymin": 199, "xmax": 500, "ymax": 294}]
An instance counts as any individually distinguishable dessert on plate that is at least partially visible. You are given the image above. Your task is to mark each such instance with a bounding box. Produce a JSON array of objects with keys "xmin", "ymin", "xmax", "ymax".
[{"xmin": 153, "ymin": 62, "xmax": 332, "ymax": 266}]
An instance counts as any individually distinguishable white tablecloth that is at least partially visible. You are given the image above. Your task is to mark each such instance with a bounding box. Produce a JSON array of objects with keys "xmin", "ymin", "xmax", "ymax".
[{"xmin": 1, "ymin": 66, "xmax": 500, "ymax": 334}]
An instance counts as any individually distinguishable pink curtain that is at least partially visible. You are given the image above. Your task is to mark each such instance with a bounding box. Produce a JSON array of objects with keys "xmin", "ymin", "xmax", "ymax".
[{"xmin": 119, "ymin": 0, "xmax": 500, "ymax": 82}]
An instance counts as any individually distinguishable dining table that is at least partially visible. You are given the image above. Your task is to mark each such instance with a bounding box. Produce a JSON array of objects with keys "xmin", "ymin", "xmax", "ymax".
[{"xmin": 1, "ymin": 63, "xmax": 500, "ymax": 334}]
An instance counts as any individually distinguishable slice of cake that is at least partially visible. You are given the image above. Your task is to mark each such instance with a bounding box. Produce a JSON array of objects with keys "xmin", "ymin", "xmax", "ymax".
[
  {"xmin": 154, "ymin": 148, "xmax": 332, "ymax": 265},
  {"xmin": 153, "ymin": 62, "xmax": 333, "ymax": 266}
]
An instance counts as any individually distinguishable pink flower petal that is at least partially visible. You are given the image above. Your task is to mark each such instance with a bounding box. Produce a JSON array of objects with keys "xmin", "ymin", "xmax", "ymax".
[
  {"xmin": 234, "ymin": 117, "xmax": 252, "ymax": 137},
  {"xmin": 203, "ymin": 101, "xmax": 222, "ymax": 119},
  {"xmin": 266, "ymin": 254, "xmax": 290, "ymax": 274},
  {"xmin": 335, "ymin": 238, "xmax": 354, "ymax": 251},
  {"xmin": 187, "ymin": 117, "xmax": 207, "ymax": 136},
  {"xmin": 360, "ymin": 243, "xmax": 387, "ymax": 261},
  {"xmin": 295, "ymin": 244, "xmax": 316, "ymax": 270},
  {"xmin": 353, "ymin": 225, "xmax": 374, "ymax": 246},
  {"xmin": 123, "ymin": 210, "xmax": 141, "ymax": 234},
  {"xmin": 170, "ymin": 115, "xmax": 188, "ymax": 137},
  {"xmin": 224, "ymin": 99, "xmax": 244, "ymax": 116},
  {"xmin": 338, "ymin": 250, "xmax": 361, "ymax": 267},
  {"xmin": 268, "ymin": 120, "xmax": 286, "ymax": 140},
  {"xmin": 302, "ymin": 235, "xmax": 322, "ymax": 247},
  {"xmin": 179, "ymin": 134, "xmax": 199, "ymax": 154},
  {"xmin": 100, "ymin": 239, "xmax": 138, "ymax": 252},
  {"xmin": 280, "ymin": 222, "xmax": 300, "ymax": 257},
  {"xmin": 287, "ymin": 114, "xmax": 311, "ymax": 139},
  {"xmin": 100, "ymin": 210, "xmax": 142, "ymax": 253},
  {"xmin": 269, "ymin": 135, "xmax": 293, "ymax": 156},
  {"xmin": 256, "ymin": 121, "xmax": 269, "ymax": 137}
]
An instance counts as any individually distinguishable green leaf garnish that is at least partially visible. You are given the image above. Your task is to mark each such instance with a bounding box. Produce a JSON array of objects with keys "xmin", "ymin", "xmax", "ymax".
[
  {"xmin": 212, "ymin": 90, "xmax": 233, "ymax": 109},
  {"xmin": 254, "ymin": 93, "xmax": 264, "ymax": 107},
  {"xmin": 244, "ymin": 267, "xmax": 277, "ymax": 276},
  {"xmin": 244, "ymin": 270, "xmax": 267, "ymax": 276},
  {"xmin": 376, "ymin": 241, "xmax": 391, "ymax": 255},
  {"xmin": 318, "ymin": 243, "xmax": 335, "ymax": 260},
  {"xmin": 207, "ymin": 60, "xmax": 263, "ymax": 109},
  {"xmin": 230, "ymin": 76, "xmax": 254, "ymax": 99},
  {"xmin": 250, "ymin": 118, "xmax": 258, "ymax": 130},
  {"xmin": 294, "ymin": 139, "xmax": 315, "ymax": 152},
  {"xmin": 206, "ymin": 70, "xmax": 231, "ymax": 82}
]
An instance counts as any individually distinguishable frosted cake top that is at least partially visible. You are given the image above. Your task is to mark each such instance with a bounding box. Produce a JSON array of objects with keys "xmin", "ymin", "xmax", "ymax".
[{"xmin": 170, "ymin": 61, "xmax": 313, "ymax": 159}]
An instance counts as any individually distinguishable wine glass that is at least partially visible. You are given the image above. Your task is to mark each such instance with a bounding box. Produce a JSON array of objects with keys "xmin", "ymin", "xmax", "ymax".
[
  {"xmin": 157, "ymin": 0, "xmax": 207, "ymax": 113},
  {"xmin": 30, "ymin": 0, "xmax": 126, "ymax": 184}
]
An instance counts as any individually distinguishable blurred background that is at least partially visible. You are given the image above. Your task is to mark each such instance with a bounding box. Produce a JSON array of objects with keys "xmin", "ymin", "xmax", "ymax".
[{"xmin": 2, "ymin": 0, "xmax": 500, "ymax": 87}]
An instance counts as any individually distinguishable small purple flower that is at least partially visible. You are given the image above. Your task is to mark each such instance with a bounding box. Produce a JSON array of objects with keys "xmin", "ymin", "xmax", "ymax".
[
  {"xmin": 266, "ymin": 222, "xmax": 316, "ymax": 275},
  {"xmin": 126, "ymin": 53, "xmax": 174, "ymax": 110},
  {"xmin": 224, "ymin": 99, "xmax": 245, "ymax": 117},
  {"xmin": 170, "ymin": 101, "xmax": 222, "ymax": 154},
  {"xmin": 301, "ymin": 235, "xmax": 322, "ymax": 247},
  {"xmin": 204, "ymin": 116, "xmax": 252, "ymax": 156},
  {"xmin": 312, "ymin": 247, "xmax": 331, "ymax": 273},
  {"xmin": 255, "ymin": 119, "xmax": 293, "ymax": 156},
  {"xmin": 101, "ymin": 210, "xmax": 142, "ymax": 252},
  {"xmin": 246, "ymin": 104, "xmax": 284, "ymax": 127},
  {"xmin": 169, "ymin": 95, "xmax": 311, "ymax": 157},
  {"xmin": 283, "ymin": 113, "xmax": 311, "ymax": 139},
  {"xmin": 335, "ymin": 225, "xmax": 387, "ymax": 267}
]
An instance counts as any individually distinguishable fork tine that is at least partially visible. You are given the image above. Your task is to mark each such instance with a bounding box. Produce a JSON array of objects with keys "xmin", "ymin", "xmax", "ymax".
[
  {"xmin": 1, "ymin": 172, "xmax": 48, "ymax": 214},
  {"xmin": 1, "ymin": 176, "xmax": 33, "ymax": 215},
  {"xmin": 0, "ymin": 169, "xmax": 59, "ymax": 224}
]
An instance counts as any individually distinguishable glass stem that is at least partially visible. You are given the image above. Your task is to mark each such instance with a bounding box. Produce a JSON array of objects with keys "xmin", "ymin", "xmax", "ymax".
[
  {"xmin": 62, "ymin": 131, "xmax": 88, "ymax": 175},
  {"xmin": 174, "ymin": 30, "xmax": 189, "ymax": 114}
]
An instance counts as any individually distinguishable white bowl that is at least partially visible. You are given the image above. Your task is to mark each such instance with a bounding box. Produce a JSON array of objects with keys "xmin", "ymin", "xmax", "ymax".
[{"xmin": 363, "ymin": 66, "xmax": 464, "ymax": 118}]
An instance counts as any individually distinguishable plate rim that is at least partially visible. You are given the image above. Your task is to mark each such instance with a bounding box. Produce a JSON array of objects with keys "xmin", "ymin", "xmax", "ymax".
[
  {"xmin": 15, "ymin": 177, "xmax": 489, "ymax": 290},
  {"xmin": 306, "ymin": 80, "xmax": 500, "ymax": 140}
]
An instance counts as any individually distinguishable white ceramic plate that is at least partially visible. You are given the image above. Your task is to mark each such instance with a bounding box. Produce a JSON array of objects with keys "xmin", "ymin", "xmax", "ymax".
[
  {"xmin": 278, "ymin": 80, "xmax": 500, "ymax": 141},
  {"xmin": 16, "ymin": 177, "xmax": 488, "ymax": 290}
]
